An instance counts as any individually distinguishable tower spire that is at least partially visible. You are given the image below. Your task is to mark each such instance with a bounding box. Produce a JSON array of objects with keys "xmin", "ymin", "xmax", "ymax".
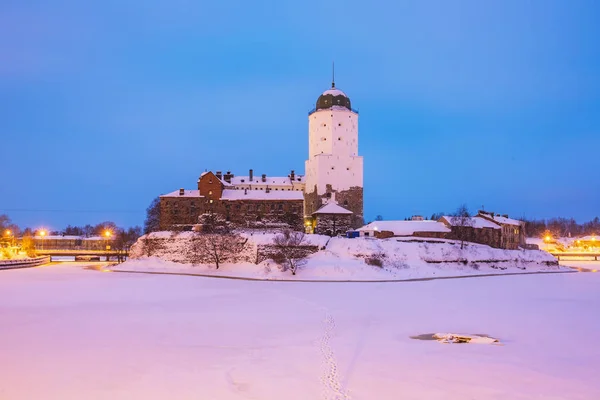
[{"xmin": 332, "ymin": 61, "xmax": 335, "ymax": 88}]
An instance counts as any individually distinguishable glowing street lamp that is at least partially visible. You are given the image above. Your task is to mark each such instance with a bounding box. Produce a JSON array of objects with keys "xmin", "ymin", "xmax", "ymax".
[
  {"xmin": 103, "ymin": 230, "xmax": 112, "ymax": 251},
  {"xmin": 39, "ymin": 229, "xmax": 47, "ymax": 251}
]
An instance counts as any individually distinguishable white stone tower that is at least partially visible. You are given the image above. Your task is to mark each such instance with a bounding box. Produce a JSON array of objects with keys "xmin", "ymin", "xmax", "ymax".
[{"xmin": 304, "ymin": 77, "xmax": 364, "ymax": 226}]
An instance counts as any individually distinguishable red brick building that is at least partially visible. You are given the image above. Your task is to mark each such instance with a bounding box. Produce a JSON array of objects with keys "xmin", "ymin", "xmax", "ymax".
[{"xmin": 160, "ymin": 171, "xmax": 305, "ymax": 231}]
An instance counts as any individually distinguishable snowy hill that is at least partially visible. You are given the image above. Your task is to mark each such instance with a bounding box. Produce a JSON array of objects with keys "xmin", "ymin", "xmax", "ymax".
[{"xmin": 117, "ymin": 232, "xmax": 564, "ymax": 281}]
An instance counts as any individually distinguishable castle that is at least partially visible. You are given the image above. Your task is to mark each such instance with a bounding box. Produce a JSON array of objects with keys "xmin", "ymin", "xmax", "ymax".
[{"xmin": 159, "ymin": 79, "xmax": 364, "ymax": 235}]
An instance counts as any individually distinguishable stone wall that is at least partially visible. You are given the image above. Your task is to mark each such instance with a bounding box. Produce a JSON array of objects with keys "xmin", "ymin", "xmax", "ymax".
[
  {"xmin": 314, "ymin": 214, "xmax": 353, "ymax": 236},
  {"xmin": 446, "ymin": 226, "xmax": 502, "ymax": 248},
  {"xmin": 160, "ymin": 196, "xmax": 304, "ymax": 231}
]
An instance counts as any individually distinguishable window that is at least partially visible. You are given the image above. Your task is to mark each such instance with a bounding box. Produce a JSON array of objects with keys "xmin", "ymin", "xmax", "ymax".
[
  {"xmin": 278, "ymin": 204, "xmax": 283, "ymax": 210},
  {"xmin": 344, "ymin": 200, "xmax": 348, "ymax": 206},
  {"xmin": 271, "ymin": 204, "xmax": 275, "ymax": 210},
  {"xmin": 338, "ymin": 137, "xmax": 341, "ymax": 141},
  {"xmin": 208, "ymin": 191, "xmax": 212, "ymax": 195},
  {"xmin": 209, "ymin": 180, "xmax": 213, "ymax": 184},
  {"xmin": 338, "ymin": 123, "xmax": 342, "ymax": 126},
  {"xmin": 346, "ymin": 167, "xmax": 350, "ymax": 170},
  {"xmin": 209, "ymin": 199, "xmax": 213, "ymax": 204},
  {"xmin": 331, "ymin": 167, "xmax": 335, "ymax": 170}
]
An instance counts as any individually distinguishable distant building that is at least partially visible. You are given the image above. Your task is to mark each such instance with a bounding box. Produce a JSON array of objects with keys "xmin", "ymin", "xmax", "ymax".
[
  {"xmin": 22, "ymin": 235, "xmax": 111, "ymax": 250},
  {"xmin": 438, "ymin": 216, "xmax": 502, "ymax": 248},
  {"xmin": 357, "ymin": 220, "xmax": 450, "ymax": 239},
  {"xmin": 476, "ymin": 210, "xmax": 526, "ymax": 249}
]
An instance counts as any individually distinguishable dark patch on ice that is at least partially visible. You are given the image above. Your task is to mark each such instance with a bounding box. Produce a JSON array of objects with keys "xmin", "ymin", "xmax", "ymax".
[{"xmin": 410, "ymin": 333, "xmax": 495, "ymax": 342}]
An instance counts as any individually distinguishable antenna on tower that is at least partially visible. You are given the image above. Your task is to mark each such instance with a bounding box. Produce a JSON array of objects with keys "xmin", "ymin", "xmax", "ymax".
[{"xmin": 332, "ymin": 61, "xmax": 335, "ymax": 88}]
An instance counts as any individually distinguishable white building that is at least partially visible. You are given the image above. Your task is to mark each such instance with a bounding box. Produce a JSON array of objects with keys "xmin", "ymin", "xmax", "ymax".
[{"xmin": 304, "ymin": 80, "xmax": 364, "ymax": 226}]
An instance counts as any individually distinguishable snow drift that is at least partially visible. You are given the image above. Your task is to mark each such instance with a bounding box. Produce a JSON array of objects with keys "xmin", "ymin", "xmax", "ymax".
[{"xmin": 118, "ymin": 231, "xmax": 564, "ymax": 281}]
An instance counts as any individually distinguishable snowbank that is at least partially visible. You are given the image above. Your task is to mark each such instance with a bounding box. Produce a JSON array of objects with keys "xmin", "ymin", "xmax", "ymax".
[{"xmin": 118, "ymin": 233, "xmax": 564, "ymax": 281}]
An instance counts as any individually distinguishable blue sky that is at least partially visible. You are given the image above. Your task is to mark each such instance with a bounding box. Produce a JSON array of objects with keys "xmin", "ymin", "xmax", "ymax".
[{"xmin": 1, "ymin": 0, "xmax": 599, "ymax": 230}]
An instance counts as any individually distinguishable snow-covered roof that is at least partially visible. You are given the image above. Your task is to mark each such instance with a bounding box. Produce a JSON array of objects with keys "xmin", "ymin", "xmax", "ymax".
[
  {"xmin": 313, "ymin": 203, "xmax": 353, "ymax": 215},
  {"xmin": 220, "ymin": 189, "xmax": 304, "ymax": 201},
  {"xmin": 83, "ymin": 236, "xmax": 107, "ymax": 241},
  {"xmin": 33, "ymin": 235, "xmax": 83, "ymax": 240},
  {"xmin": 440, "ymin": 216, "xmax": 501, "ymax": 229},
  {"xmin": 161, "ymin": 190, "xmax": 203, "ymax": 198},
  {"xmin": 357, "ymin": 221, "xmax": 450, "ymax": 236},
  {"xmin": 322, "ymin": 88, "xmax": 347, "ymax": 97},
  {"xmin": 489, "ymin": 215, "xmax": 522, "ymax": 226},
  {"xmin": 228, "ymin": 175, "xmax": 304, "ymax": 186}
]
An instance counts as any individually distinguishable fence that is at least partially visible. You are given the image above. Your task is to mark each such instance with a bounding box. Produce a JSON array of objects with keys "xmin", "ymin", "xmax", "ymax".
[{"xmin": 0, "ymin": 256, "xmax": 51, "ymax": 270}]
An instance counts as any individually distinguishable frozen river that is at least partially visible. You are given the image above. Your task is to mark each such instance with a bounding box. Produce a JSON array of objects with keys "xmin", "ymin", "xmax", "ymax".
[{"xmin": 1, "ymin": 262, "xmax": 599, "ymax": 399}]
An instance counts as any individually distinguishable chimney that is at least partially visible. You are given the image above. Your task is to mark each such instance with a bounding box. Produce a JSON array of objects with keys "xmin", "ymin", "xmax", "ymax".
[
  {"xmin": 290, "ymin": 170, "xmax": 295, "ymax": 181},
  {"xmin": 503, "ymin": 214, "xmax": 509, "ymax": 218},
  {"xmin": 179, "ymin": 188, "xmax": 184, "ymax": 196},
  {"xmin": 224, "ymin": 171, "xmax": 232, "ymax": 183},
  {"xmin": 249, "ymin": 169, "xmax": 253, "ymax": 182},
  {"xmin": 261, "ymin": 174, "xmax": 266, "ymax": 183},
  {"xmin": 216, "ymin": 171, "xmax": 222, "ymax": 180}
]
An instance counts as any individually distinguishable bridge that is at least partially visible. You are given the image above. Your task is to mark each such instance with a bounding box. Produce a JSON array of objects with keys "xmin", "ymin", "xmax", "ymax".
[
  {"xmin": 549, "ymin": 252, "xmax": 600, "ymax": 261},
  {"xmin": 36, "ymin": 249, "xmax": 128, "ymax": 261}
]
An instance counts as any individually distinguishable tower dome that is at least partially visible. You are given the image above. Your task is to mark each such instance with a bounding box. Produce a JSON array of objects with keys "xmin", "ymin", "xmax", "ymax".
[{"xmin": 315, "ymin": 83, "xmax": 352, "ymax": 111}]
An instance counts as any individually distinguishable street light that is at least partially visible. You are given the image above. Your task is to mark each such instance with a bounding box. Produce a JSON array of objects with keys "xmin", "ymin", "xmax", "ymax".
[
  {"xmin": 103, "ymin": 230, "xmax": 112, "ymax": 251},
  {"xmin": 4, "ymin": 229, "xmax": 13, "ymax": 246},
  {"xmin": 39, "ymin": 229, "xmax": 47, "ymax": 251}
]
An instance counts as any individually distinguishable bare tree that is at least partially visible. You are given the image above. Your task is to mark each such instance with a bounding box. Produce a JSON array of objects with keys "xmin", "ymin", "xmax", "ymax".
[
  {"xmin": 191, "ymin": 233, "xmax": 248, "ymax": 269},
  {"xmin": 451, "ymin": 204, "xmax": 474, "ymax": 249},
  {"xmin": 144, "ymin": 197, "xmax": 161, "ymax": 234},
  {"xmin": 272, "ymin": 230, "xmax": 313, "ymax": 275}
]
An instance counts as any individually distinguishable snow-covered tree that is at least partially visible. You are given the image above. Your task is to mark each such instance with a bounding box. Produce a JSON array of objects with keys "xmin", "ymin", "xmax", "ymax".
[
  {"xmin": 272, "ymin": 230, "xmax": 313, "ymax": 275},
  {"xmin": 191, "ymin": 233, "xmax": 248, "ymax": 269}
]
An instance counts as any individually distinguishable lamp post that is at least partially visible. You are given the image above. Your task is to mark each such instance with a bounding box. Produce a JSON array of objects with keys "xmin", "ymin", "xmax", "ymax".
[
  {"xmin": 544, "ymin": 235, "xmax": 551, "ymax": 251},
  {"xmin": 39, "ymin": 230, "xmax": 47, "ymax": 251},
  {"xmin": 104, "ymin": 230, "xmax": 112, "ymax": 261},
  {"xmin": 4, "ymin": 229, "xmax": 13, "ymax": 247}
]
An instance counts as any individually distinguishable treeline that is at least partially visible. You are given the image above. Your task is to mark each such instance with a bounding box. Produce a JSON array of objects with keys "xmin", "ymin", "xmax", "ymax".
[{"xmin": 523, "ymin": 217, "xmax": 600, "ymax": 238}]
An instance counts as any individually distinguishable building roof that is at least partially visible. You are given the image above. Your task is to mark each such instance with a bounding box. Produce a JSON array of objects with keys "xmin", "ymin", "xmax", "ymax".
[
  {"xmin": 357, "ymin": 220, "xmax": 450, "ymax": 236},
  {"xmin": 315, "ymin": 84, "xmax": 352, "ymax": 112},
  {"xmin": 228, "ymin": 175, "xmax": 304, "ymax": 186},
  {"xmin": 489, "ymin": 215, "xmax": 522, "ymax": 226},
  {"xmin": 313, "ymin": 202, "xmax": 353, "ymax": 215},
  {"xmin": 161, "ymin": 190, "xmax": 203, "ymax": 198},
  {"xmin": 220, "ymin": 189, "xmax": 304, "ymax": 201},
  {"xmin": 440, "ymin": 216, "xmax": 501, "ymax": 229}
]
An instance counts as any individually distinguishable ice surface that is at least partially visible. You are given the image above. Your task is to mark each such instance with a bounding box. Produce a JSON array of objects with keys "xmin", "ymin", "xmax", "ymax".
[{"xmin": 0, "ymin": 263, "xmax": 599, "ymax": 399}]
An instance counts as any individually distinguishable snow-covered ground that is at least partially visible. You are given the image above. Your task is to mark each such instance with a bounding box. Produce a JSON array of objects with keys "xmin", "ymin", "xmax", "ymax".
[
  {"xmin": 119, "ymin": 234, "xmax": 564, "ymax": 281},
  {"xmin": 0, "ymin": 263, "xmax": 599, "ymax": 399}
]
